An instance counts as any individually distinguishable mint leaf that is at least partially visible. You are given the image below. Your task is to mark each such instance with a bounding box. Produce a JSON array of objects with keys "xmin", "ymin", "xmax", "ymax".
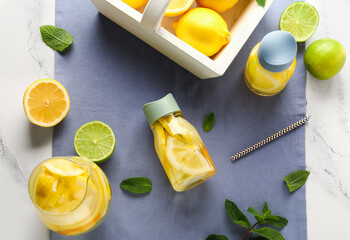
[
  {"xmin": 247, "ymin": 207, "xmax": 261, "ymax": 217},
  {"xmin": 203, "ymin": 112, "xmax": 215, "ymax": 132},
  {"xmin": 247, "ymin": 207, "xmax": 264, "ymax": 223},
  {"xmin": 255, "ymin": 0, "xmax": 266, "ymax": 7},
  {"xmin": 120, "ymin": 177, "xmax": 152, "ymax": 193},
  {"xmin": 40, "ymin": 25, "xmax": 73, "ymax": 52},
  {"xmin": 252, "ymin": 227, "xmax": 285, "ymax": 240},
  {"xmin": 264, "ymin": 215, "xmax": 288, "ymax": 228},
  {"xmin": 225, "ymin": 199, "xmax": 251, "ymax": 229},
  {"xmin": 206, "ymin": 234, "xmax": 228, "ymax": 240},
  {"xmin": 284, "ymin": 170, "xmax": 310, "ymax": 192},
  {"xmin": 261, "ymin": 202, "xmax": 270, "ymax": 217}
]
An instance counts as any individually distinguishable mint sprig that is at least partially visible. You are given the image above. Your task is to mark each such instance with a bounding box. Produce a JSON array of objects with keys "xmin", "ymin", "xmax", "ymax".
[
  {"xmin": 248, "ymin": 202, "xmax": 287, "ymax": 228},
  {"xmin": 120, "ymin": 177, "xmax": 152, "ymax": 194},
  {"xmin": 207, "ymin": 200, "xmax": 287, "ymax": 240},
  {"xmin": 284, "ymin": 170, "xmax": 310, "ymax": 192},
  {"xmin": 40, "ymin": 25, "xmax": 73, "ymax": 52}
]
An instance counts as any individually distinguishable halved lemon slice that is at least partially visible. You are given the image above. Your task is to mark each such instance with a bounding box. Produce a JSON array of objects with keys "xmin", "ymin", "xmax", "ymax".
[
  {"xmin": 165, "ymin": 0, "xmax": 194, "ymax": 17},
  {"xmin": 166, "ymin": 136, "xmax": 211, "ymax": 175},
  {"xmin": 23, "ymin": 79, "xmax": 70, "ymax": 127},
  {"xmin": 43, "ymin": 159, "xmax": 86, "ymax": 177}
]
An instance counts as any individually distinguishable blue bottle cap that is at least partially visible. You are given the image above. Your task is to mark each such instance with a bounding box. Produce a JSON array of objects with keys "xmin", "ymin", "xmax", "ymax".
[{"xmin": 258, "ymin": 31, "xmax": 297, "ymax": 72}]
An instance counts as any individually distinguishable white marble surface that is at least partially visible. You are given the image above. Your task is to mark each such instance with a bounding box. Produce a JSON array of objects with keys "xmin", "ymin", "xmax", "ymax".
[
  {"xmin": 0, "ymin": 0, "xmax": 349, "ymax": 239},
  {"xmin": 306, "ymin": 0, "xmax": 350, "ymax": 239},
  {"xmin": 0, "ymin": 0, "xmax": 53, "ymax": 239}
]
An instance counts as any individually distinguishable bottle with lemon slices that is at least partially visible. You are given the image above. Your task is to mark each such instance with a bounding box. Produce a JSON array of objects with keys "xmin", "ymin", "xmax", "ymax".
[
  {"xmin": 245, "ymin": 31, "xmax": 297, "ymax": 96},
  {"xmin": 143, "ymin": 94, "xmax": 215, "ymax": 192},
  {"xmin": 28, "ymin": 157, "xmax": 111, "ymax": 235}
]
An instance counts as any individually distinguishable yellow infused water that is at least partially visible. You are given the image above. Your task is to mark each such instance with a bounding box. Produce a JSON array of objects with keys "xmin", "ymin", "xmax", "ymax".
[
  {"xmin": 245, "ymin": 43, "xmax": 296, "ymax": 96},
  {"xmin": 244, "ymin": 31, "xmax": 297, "ymax": 96},
  {"xmin": 143, "ymin": 94, "xmax": 215, "ymax": 192},
  {"xmin": 29, "ymin": 157, "xmax": 111, "ymax": 235},
  {"xmin": 152, "ymin": 114, "xmax": 215, "ymax": 191}
]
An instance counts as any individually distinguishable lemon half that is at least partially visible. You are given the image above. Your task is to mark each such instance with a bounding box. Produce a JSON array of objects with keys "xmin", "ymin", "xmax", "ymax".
[
  {"xmin": 23, "ymin": 79, "xmax": 70, "ymax": 127},
  {"xmin": 165, "ymin": 0, "xmax": 194, "ymax": 17}
]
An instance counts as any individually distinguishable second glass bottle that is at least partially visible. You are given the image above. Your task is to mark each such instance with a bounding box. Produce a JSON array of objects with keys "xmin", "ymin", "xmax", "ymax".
[
  {"xmin": 143, "ymin": 94, "xmax": 216, "ymax": 192},
  {"xmin": 245, "ymin": 30, "xmax": 298, "ymax": 96}
]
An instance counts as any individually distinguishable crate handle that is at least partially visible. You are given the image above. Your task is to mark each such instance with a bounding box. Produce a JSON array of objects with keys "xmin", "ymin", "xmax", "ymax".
[{"xmin": 141, "ymin": 0, "xmax": 171, "ymax": 31}]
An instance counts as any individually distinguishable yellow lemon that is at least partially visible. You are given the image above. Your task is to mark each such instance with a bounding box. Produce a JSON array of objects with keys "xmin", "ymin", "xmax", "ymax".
[
  {"xmin": 121, "ymin": 0, "xmax": 149, "ymax": 9},
  {"xmin": 165, "ymin": 0, "xmax": 194, "ymax": 17},
  {"xmin": 23, "ymin": 79, "xmax": 70, "ymax": 127},
  {"xmin": 173, "ymin": 8, "xmax": 231, "ymax": 57},
  {"xmin": 196, "ymin": 0, "xmax": 239, "ymax": 13}
]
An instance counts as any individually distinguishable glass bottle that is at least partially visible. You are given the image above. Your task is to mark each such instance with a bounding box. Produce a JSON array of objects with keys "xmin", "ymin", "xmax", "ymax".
[
  {"xmin": 245, "ymin": 30, "xmax": 297, "ymax": 96},
  {"xmin": 143, "ymin": 94, "xmax": 216, "ymax": 192},
  {"xmin": 28, "ymin": 156, "xmax": 111, "ymax": 235}
]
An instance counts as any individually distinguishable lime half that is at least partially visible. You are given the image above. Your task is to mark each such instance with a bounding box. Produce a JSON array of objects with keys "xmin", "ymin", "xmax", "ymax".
[
  {"xmin": 279, "ymin": 2, "xmax": 319, "ymax": 42},
  {"xmin": 74, "ymin": 121, "xmax": 116, "ymax": 163}
]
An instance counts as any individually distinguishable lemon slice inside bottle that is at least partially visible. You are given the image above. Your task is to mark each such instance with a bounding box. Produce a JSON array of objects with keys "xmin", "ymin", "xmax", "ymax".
[
  {"xmin": 166, "ymin": 136, "xmax": 211, "ymax": 175},
  {"xmin": 158, "ymin": 115, "xmax": 194, "ymax": 144},
  {"xmin": 152, "ymin": 122, "xmax": 167, "ymax": 161}
]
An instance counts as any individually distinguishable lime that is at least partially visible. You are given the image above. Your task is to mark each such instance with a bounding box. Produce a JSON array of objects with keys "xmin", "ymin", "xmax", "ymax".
[
  {"xmin": 74, "ymin": 121, "xmax": 116, "ymax": 163},
  {"xmin": 279, "ymin": 2, "xmax": 319, "ymax": 42},
  {"xmin": 304, "ymin": 38, "xmax": 346, "ymax": 80}
]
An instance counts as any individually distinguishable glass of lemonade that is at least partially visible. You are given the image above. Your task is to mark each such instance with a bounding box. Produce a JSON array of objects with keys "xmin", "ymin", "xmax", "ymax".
[{"xmin": 28, "ymin": 156, "xmax": 111, "ymax": 235}]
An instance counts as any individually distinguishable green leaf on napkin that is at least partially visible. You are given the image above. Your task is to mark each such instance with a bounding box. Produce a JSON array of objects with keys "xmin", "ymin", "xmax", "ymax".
[
  {"xmin": 247, "ymin": 207, "xmax": 265, "ymax": 223},
  {"xmin": 203, "ymin": 112, "xmax": 215, "ymax": 132},
  {"xmin": 284, "ymin": 170, "xmax": 310, "ymax": 192},
  {"xmin": 252, "ymin": 228, "xmax": 285, "ymax": 240},
  {"xmin": 225, "ymin": 199, "xmax": 251, "ymax": 229},
  {"xmin": 247, "ymin": 202, "xmax": 288, "ymax": 228},
  {"xmin": 256, "ymin": 0, "xmax": 266, "ymax": 7},
  {"xmin": 40, "ymin": 25, "xmax": 73, "ymax": 52},
  {"xmin": 261, "ymin": 202, "xmax": 270, "ymax": 216},
  {"xmin": 213, "ymin": 200, "xmax": 287, "ymax": 240},
  {"xmin": 264, "ymin": 215, "xmax": 288, "ymax": 228},
  {"xmin": 120, "ymin": 177, "xmax": 152, "ymax": 194},
  {"xmin": 205, "ymin": 234, "xmax": 228, "ymax": 240}
]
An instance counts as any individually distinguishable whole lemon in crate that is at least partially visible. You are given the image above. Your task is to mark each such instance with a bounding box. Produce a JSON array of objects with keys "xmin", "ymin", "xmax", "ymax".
[
  {"xmin": 196, "ymin": 0, "xmax": 239, "ymax": 13},
  {"xmin": 173, "ymin": 8, "xmax": 231, "ymax": 57},
  {"xmin": 122, "ymin": 0, "xmax": 148, "ymax": 9}
]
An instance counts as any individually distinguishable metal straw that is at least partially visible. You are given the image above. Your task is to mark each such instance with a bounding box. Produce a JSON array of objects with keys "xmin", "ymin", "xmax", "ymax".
[{"xmin": 231, "ymin": 116, "xmax": 310, "ymax": 161}]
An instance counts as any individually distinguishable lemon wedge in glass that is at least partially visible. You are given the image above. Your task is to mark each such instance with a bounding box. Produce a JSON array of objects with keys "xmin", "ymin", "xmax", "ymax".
[{"xmin": 43, "ymin": 159, "xmax": 85, "ymax": 177}]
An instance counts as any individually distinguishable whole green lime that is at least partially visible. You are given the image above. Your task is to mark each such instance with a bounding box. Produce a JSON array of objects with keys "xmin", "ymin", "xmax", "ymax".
[{"xmin": 304, "ymin": 38, "xmax": 346, "ymax": 80}]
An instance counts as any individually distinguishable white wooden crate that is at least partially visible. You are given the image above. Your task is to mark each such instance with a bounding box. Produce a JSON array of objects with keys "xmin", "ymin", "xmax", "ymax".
[{"xmin": 90, "ymin": 0, "xmax": 274, "ymax": 79}]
